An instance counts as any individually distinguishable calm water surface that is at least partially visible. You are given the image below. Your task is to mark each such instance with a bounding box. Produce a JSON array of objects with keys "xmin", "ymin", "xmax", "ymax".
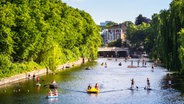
[{"xmin": 0, "ymin": 58, "xmax": 184, "ymax": 104}]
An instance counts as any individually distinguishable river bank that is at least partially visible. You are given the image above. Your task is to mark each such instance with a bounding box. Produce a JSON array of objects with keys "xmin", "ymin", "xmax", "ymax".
[{"xmin": 0, "ymin": 58, "xmax": 88, "ymax": 86}]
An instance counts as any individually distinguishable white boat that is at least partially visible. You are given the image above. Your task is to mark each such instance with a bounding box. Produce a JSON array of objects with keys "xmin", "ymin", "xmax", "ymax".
[
  {"xmin": 36, "ymin": 83, "xmax": 41, "ymax": 86},
  {"xmin": 47, "ymin": 95, "xmax": 58, "ymax": 99},
  {"xmin": 47, "ymin": 89, "xmax": 58, "ymax": 99}
]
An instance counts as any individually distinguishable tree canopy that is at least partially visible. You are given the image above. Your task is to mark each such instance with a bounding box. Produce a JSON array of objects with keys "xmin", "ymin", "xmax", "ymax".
[
  {"xmin": 0, "ymin": 0, "xmax": 101, "ymax": 77},
  {"xmin": 128, "ymin": 0, "xmax": 184, "ymax": 74},
  {"xmin": 135, "ymin": 14, "xmax": 151, "ymax": 25},
  {"xmin": 147, "ymin": 0, "xmax": 184, "ymax": 73},
  {"xmin": 126, "ymin": 22, "xmax": 150, "ymax": 53},
  {"xmin": 126, "ymin": 0, "xmax": 184, "ymax": 74}
]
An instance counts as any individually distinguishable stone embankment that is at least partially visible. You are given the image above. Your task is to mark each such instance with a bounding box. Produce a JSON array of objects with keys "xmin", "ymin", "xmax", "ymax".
[{"xmin": 0, "ymin": 58, "xmax": 88, "ymax": 86}]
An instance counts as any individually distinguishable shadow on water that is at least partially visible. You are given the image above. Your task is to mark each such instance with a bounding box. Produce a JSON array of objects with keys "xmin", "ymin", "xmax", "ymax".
[
  {"xmin": 1, "ymin": 58, "xmax": 184, "ymax": 104},
  {"xmin": 63, "ymin": 88, "xmax": 86, "ymax": 93},
  {"xmin": 162, "ymin": 73, "xmax": 184, "ymax": 96},
  {"xmin": 100, "ymin": 89, "xmax": 124, "ymax": 93},
  {"xmin": 63, "ymin": 88, "xmax": 124, "ymax": 94}
]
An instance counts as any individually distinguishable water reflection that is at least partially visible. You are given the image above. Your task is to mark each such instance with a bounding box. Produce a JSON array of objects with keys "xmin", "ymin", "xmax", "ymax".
[
  {"xmin": 36, "ymin": 86, "xmax": 40, "ymax": 93},
  {"xmin": 47, "ymin": 98, "xmax": 59, "ymax": 104},
  {"xmin": 88, "ymin": 93, "xmax": 98, "ymax": 97},
  {"xmin": 0, "ymin": 58, "xmax": 184, "ymax": 104}
]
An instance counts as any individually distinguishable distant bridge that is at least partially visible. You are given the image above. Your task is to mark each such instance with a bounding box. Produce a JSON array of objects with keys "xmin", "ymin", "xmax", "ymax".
[{"xmin": 98, "ymin": 47, "xmax": 129, "ymax": 57}]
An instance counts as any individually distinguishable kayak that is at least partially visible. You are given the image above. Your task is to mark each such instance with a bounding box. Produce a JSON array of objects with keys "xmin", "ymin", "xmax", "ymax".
[{"xmin": 87, "ymin": 87, "xmax": 100, "ymax": 93}]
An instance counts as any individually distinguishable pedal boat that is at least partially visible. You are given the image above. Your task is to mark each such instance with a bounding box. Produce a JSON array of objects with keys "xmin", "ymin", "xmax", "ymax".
[{"xmin": 87, "ymin": 87, "xmax": 100, "ymax": 93}]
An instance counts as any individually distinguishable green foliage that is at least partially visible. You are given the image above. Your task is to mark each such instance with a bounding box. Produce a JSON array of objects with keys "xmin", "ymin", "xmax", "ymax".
[
  {"xmin": 135, "ymin": 14, "xmax": 151, "ymax": 25},
  {"xmin": 105, "ymin": 21, "xmax": 117, "ymax": 28},
  {"xmin": 0, "ymin": 0, "xmax": 101, "ymax": 77},
  {"xmin": 0, "ymin": 54, "xmax": 41, "ymax": 78},
  {"xmin": 108, "ymin": 38, "xmax": 122, "ymax": 47},
  {"xmin": 178, "ymin": 29, "xmax": 184, "ymax": 73},
  {"xmin": 126, "ymin": 0, "xmax": 184, "ymax": 74},
  {"xmin": 0, "ymin": 2, "xmax": 16, "ymax": 56},
  {"xmin": 126, "ymin": 22, "xmax": 150, "ymax": 50},
  {"xmin": 0, "ymin": 54, "xmax": 11, "ymax": 71},
  {"xmin": 147, "ymin": 0, "xmax": 184, "ymax": 73}
]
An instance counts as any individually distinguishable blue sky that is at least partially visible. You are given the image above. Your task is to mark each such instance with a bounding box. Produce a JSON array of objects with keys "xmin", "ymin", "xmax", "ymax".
[{"xmin": 62, "ymin": 0, "xmax": 172, "ymax": 25}]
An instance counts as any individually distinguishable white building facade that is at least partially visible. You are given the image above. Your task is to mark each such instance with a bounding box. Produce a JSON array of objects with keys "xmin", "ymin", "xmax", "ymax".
[{"xmin": 101, "ymin": 24, "xmax": 126, "ymax": 45}]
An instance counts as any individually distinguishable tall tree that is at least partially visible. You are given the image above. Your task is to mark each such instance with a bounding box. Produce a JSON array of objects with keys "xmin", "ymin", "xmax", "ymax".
[
  {"xmin": 0, "ymin": 0, "xmax": 102, "ymax": 75},
  {"xmin": 135, "ymin": 14, "xmax": 151, "ymax": 25}
]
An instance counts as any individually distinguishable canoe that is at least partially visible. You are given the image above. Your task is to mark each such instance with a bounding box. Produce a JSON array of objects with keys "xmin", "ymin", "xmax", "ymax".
[
  {"xmin": 47, "ymin": 95, "xmax": 58, "ymax": 99},
  {"xmin": 36, "ymin": 83, "xmax": 41, "ymax": 86},
  {"xmin": 87, "ymin": 87, "xmax": 100, "ymax": 93}
]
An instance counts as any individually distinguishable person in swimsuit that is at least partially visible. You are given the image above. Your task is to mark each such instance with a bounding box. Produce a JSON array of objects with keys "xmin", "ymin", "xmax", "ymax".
[
  {"xmin": 131, "ymin": 78, "xmax": 134, "ymax": 89},
  {"xmin": 147, "ymin": 78, "xmax": 150, "ymax": 89}
]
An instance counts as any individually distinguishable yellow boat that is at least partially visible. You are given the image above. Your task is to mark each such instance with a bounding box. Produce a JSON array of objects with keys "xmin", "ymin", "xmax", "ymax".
[{"xmin": 87, "ymin": 87, "xmax": 100, "ymax": 93}]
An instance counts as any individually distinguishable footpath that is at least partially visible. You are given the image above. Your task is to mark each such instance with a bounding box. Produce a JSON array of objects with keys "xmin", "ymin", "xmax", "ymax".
[{"xmin": 0, "ymin": 58, "xmax": 88, "ymax": 86}]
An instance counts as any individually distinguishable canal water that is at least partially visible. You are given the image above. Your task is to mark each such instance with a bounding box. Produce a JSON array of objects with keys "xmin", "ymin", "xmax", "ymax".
[{"xmin": 0, "ymin": 58, "xmax": 184, "ymax": 104}]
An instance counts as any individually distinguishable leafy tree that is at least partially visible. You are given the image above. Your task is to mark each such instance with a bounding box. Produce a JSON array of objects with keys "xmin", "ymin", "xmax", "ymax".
[
  {"xmin": 108, "ymin": 38, "xmax": 122, "ymax": 47},
  {"xmin": 147, "ymin": 0, "xmax": 184, "ymax": 73},
  {"xmin": 135, "ymin": 14, "xmax": 151, "ymax": 25},
  {"xmin": 178, "ymin": 28, "xmax": 184, "ymax": 73},
  {"xmin": 105, "ymin": 21, "xmax": 117, "ymax": 28},
  {"xmin": 0, "ymin": 3, "xmax": 15, "ymax": 56},
  {"xmin": 126, "ymin": 22, "xmax": 150, "ymax": 51},
  {"xmin": 0, "ymin": 0, "xmax": 101, "ymax": 76}
]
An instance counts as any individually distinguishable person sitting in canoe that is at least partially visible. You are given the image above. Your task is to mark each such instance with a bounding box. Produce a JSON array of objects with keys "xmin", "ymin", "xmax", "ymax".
[
  {"xmin": 48, "ymin": 89, "xmax": 53, "ymax": 96},
  {"xmin": 49, "ymin": 80, "xmax": 58, "ymax": 89},
  {"xmin": 53, "ymin": 89, "xmax": 58, "ymax": 96},
  {"xmin": 88, "ymin": 84, "xmax": 92, "ymax": 90},
  {"xmin": 95, "ymin": 83, "xmax": 99, "ymax": 90},
  {"xmin": 52, "ymin": 80, "xmax": 56, "ymax": 84}
]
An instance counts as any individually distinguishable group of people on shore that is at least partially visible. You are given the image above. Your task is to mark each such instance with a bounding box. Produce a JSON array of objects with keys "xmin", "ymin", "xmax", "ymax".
[{"xmin": 27, "ymin": 74, "xmax": 36, "ymax": 79}]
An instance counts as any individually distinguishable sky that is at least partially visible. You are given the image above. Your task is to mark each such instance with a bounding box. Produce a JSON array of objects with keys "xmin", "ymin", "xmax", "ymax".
[{"xmin": 62, "ymin": 0, "xmax": 172, "ymax": 25}]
